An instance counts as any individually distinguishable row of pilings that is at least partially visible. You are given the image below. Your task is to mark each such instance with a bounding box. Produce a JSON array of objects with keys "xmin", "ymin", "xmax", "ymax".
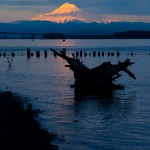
[
  {"xmin": 0, "ymin": 52, "xmax": 15, "ymax": 57},
  {"xmin": 26, "ymin": 48, "xmax": 140, "ymax": 58},
  {"xmin": 73, "ymin": 50, "xmax": 121, "ymax": 58},
  {"xmin": 27, "ymin": 48, "xmax": 48, "ymax": 58},
  {"xmin": 26, "ymin": 48, "xmax": 123, "ymax": 59},
  {"xmin": 71, "ymin": 50, "xmax": 143, "ymax": 58},
  {"xmin": 0, "ymin": 48, "xmax": 150, "ymax": 59}
]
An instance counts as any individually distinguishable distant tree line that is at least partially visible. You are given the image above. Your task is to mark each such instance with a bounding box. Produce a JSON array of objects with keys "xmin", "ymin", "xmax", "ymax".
[
  {"xmin": 113, "ymin": 30, "xmax": 150, "ymax": 39},
  {"xmin": 43, "ymin": 31, "xmax": 150, "ymax": 39},
  {"xmin": 64, "ymin": 35, "xmax": 112, "ymax": 39},
  {"xmin": 43, "ymin": 33, "xmax": 64, "ymax": 39}
]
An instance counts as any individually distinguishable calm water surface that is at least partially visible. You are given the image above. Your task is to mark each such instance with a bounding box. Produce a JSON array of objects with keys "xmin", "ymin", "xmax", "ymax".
[{"xmin": 0, "ymin": 39, "xmax": 150, "ymax": 150}]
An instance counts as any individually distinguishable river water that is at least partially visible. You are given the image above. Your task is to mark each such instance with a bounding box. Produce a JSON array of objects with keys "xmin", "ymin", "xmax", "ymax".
[{"xmin": 0, "ymin": 39, "xmax": 150, "ymax": 150}]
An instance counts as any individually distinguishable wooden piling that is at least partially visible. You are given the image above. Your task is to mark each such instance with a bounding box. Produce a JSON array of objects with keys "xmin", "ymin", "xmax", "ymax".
[
  {"xmin": 76, "ymin": 51, "xmax": 79, "ymax": 58},
  {"xmin": 117, "ymin": 50, "xmax": 120, "ymax": 57},
  {"xmin": 111, "ymin": 52, "xmax": 114, "ymax": 56},
  {"xmin": 44, "ymin": 50, "xmax": 47, "ymax": 58},
  {"xmin": 31, "ymin": 53, "xmax": 34, "ymax": 56},
  {"xmin": 84, "ymin": 52, "xmax": 87, "ymax": 57},
  {"xmin": 36, "ymin": 50, "xmax": 40, "ymax": 57},
  {"xmin": 62, "ymin": 48, "xmax": 66, "ymax": 55},
  {"xmin": 3, "ymin": 53, "xmax": 6, "ymax": 57},
  {"xmin": 27, "ymin": 48, "xmax": 31, "ymax": 58},
  {"xmin": 93, "ymin": 51, "xmax": 96, "ymax": 57},
  {"xmin": 11, "ymin": 52, "xmax": 15, "ymax": 57},
  {"xmin": 102, "ymin": 52, "xmax": 104, "ymax": 57},
  {"xmin": 80, "ymin": 50, "xmax": 82, "ymax": 57}
]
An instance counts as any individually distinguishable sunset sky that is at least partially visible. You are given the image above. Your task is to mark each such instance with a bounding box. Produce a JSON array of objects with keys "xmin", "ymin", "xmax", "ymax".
[{"xmin": 0, "ymin": 0, "xmax": 150, "ymax": 22}]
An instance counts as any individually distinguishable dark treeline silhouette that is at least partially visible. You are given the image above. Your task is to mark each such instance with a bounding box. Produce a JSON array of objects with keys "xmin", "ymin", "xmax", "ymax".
[
  {"xmin": 113, "ymin": 30, "xmax": 150, "ymax": 39},
  {"xmin": 65, "ymin": 34, "xmax": 112, "ymax": 39},
  {"xmin": 43, "ymin": 30, "xmax": 150, "ymax": 39},
  {"xmin": 43, "ymin": 32, "xmax": 64, "ymax": 39}
]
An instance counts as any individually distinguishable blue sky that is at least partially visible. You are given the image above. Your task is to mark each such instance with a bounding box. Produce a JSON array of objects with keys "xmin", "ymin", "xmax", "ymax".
[{"xmin": 0, "ymin": 0, "xmax": 150, "ymax": 22}]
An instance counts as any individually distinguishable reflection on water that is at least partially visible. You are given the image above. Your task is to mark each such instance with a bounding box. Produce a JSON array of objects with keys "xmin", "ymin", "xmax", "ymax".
[
  {"xmin": 0, "ymin": 39, "xmax": 75, "ymax": 48},
  {"xmin": 74, "ymin": 84, "xmax": 113, "ymax": 100},
  {"xmin": 0, "ymin": 39, "xmax": 150, "ymax": 49},
  {"xmin": 53, "ymin": 89, "xmax": 139, "ymax": 150},
  {"xmin": 0, "ymin": 39, "xmax": 150, "ymax": 149}
]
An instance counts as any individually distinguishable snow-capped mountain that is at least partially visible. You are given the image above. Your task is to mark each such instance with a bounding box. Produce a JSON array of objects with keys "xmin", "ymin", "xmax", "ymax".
[
  {"xmin": 2, "ymin": 2, "xmax": 150, "ymax": 35},
  {"xmin": 31, "ymin": 2, "xmax": 118, "ymax": 23},
  {"xmin": 31, "ymin": 2, "xmax": 88, "ymax": 23}
]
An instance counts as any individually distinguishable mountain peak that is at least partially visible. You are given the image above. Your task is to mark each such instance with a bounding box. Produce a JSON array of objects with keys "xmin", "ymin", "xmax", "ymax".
[
  {"xmin": 31, "ymin": 2, "xmax": 120, "ymax": 23},
  {"xmin": 31, "ymin": 2, "xmax": 85, "ymax": 23},
  {"xmin": 50, "ymin": 2, "xmax": 79, "ymax": 14}
]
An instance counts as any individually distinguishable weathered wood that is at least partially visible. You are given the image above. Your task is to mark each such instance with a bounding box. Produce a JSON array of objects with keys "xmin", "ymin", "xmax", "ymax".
[
  {"xmin": 51, "ymin": 48, "xmax": 136, "ymax": 90},
  {"xmin": 27, "ymin": 48, "xmax": 31, "ymax": 58}
]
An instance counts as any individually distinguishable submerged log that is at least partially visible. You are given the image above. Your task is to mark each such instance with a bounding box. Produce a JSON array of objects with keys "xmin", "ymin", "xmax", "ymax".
[{"xmin": 51, "ymin": 49, "xmax": 136, "ymax": 91}]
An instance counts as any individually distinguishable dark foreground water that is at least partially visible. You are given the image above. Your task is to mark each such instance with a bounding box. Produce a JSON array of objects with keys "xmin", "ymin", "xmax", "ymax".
[{"xmin": 0, "ymin": 39, "xmax": 150, "ymax": 150}]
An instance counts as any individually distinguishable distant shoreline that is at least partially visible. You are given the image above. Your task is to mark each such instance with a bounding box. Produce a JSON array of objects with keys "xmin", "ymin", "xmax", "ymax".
[
  {"xmin": 1, "ymin": 30, "xmax": 150, "ymax": 39},
  {"xmin": 44, "ymin": 31, "xmax": 150, "ymax": 39}
]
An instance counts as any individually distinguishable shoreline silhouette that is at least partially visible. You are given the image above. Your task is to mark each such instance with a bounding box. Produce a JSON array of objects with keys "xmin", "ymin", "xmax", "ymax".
[{"xmin": 0, "ymin": 91, "xmax": 58, "ymax": 150}]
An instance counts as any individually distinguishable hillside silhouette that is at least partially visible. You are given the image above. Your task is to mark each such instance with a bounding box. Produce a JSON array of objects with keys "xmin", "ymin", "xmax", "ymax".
[{"xmin": 43, "ymin": 30, "xmax": 150, "ymax": 39}]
